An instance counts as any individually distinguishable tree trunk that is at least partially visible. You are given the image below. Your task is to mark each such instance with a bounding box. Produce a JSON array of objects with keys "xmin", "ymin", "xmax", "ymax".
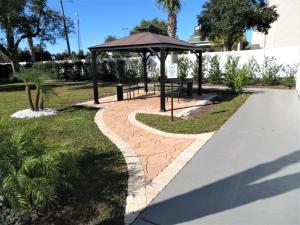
[
  {"xmin": 27, "ymin": 37, "xmax": 36, "ymax": 62},
  {"xmin": 34, "ymin": 85, "xmax": 40, "ymax": 111},
  {"xmin": 11, "ymin": 57, "xmax": 20, "ymax": 74},
  {"xmin": 168, "ymin": 15, "xmax": 178, "ymax": 64},
  {"xmin": 40, "ymin": 96, "xmax": 44, "ymax": 110},
  {"xmin": 25, "ymin": 82, "xmax": 35, "ymax": 111}
]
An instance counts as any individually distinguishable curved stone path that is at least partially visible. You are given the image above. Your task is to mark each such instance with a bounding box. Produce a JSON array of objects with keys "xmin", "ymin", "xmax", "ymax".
[{"xmin": 78, "ymin": 92, "xmax": 215, "ymax": 224}]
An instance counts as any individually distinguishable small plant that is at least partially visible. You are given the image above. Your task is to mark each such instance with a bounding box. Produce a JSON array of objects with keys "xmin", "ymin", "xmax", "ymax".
[
  {"xmin": 178, "ymin": 56, "xmax": 192, "ymax": 84},
  {"xmin": 260, "ymin": 57, "xmax": 282, "ymax": 86},
  {"xmin": 224, "ymin": 56, "xmax": 239, "ymax": 90},
  {"xmin": 130, "ymin": 59, "xmax": 143, "ymax": 82},
  {"xmin": 207, "ymin": 55, "xmax": 221, "ymax": 84},
  {"xmin": 12, "ymin": 69, "xmax": 50, "ymax": 111},
  {"xmin": 281, "ymin": 64, "xmax": 298, "ymax": 89},
  {"xmin": 0, "ymin": 119, "xmax": 76, "ymax": 213},
  {"xmin": 244, "ymin": 57, "xmax": 259, "ymax": 85},
  {"xmin": 234, "ymin": 67, "xmax": 248, "ymax": 93},
  {"xmin": 224, "ymin": 56, "xmax": 247, "ymax": 93},
  {"xmin": 115, "ymin": 59, "xmax": 126, "ymax": 83}
]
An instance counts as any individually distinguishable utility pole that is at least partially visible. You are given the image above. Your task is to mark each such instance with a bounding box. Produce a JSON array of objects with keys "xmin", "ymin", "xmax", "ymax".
[
  {"xmin": 60, "ymin": 0, "xmax": 71, "ymax": 56},
  {"xmin": 75, "ymin": 12, "xmax": 81, "ymax": 52}
]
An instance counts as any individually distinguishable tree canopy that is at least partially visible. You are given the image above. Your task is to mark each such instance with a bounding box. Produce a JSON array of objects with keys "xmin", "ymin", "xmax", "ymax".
[
  {"xmin": 0, "ymin": 0, "xmax": 74, "ymax": 72},
  {"xmin": 198, "ymin": 0, "xmax": 279, "ymax": 50},
  {"xmin": 130, "ymin": 18, "xmax": 168, "ymax": 35}
]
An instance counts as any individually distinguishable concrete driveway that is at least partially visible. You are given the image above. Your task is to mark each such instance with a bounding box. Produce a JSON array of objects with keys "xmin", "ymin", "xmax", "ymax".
[{"xmin": 132, "ymin": 89, "xmax": 300, "ymax": 225}]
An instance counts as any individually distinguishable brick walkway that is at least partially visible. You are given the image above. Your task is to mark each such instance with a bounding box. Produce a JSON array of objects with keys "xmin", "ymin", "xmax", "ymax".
[{"xmin": 78, "ymin": 91, "xmax": 215, "ymax": 224}]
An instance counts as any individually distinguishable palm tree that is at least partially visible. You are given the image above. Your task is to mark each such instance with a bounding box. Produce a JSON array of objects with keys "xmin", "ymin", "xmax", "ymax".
[
  {"xmin": 156, "ymin": 0, "xmax": 181, "ymax": 38},
  {"xmin": 13, "ymin": 69, "xmax": 49, "ymax": 111},
  {"xmin": 156, "ymin": 0, "xmax": 181, "ymax": 63}
]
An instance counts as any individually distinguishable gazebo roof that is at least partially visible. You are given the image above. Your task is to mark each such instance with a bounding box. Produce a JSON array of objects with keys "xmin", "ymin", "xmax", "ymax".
[{"xmin": 89, "ymin": 32, "xmax": 202, "ymax": 52}]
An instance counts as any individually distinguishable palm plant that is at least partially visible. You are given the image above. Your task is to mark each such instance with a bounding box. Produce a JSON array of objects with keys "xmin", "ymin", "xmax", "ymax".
[
  {"xmin": 13, "ymin": 69, "xmax": 50, "ymax": 111},
  {"xmin": 156, "ymin": 0, "xmax": 181, "ymax": 38},
  {"xmin": 0, "ymin": 119, "xmax": 76, "ymax": 212},
  {"xmin": 156, "ymin": 0, "xmax": 181, "ymax": 63}
]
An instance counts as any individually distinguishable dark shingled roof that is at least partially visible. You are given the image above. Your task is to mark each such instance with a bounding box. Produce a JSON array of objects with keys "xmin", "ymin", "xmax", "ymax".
[{"xmin": 89, "ymin": 32, "xmax": 201, "ymax": 52}]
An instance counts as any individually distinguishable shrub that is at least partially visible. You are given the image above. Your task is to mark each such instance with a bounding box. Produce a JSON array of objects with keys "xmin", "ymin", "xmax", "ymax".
[
  {"xmin": 281, "ymin": 64, "xmax": 298, "ymax": 88},
  {"xmin": 234, "ymin": 67, "xmax": 248, "ymax": 93},
  {"xmin": 244, "ymin": 57, "xmax": 259, "ymax": 85},
  {"xmin": 115, "ymin": 59, "xmax": 126, "ymax": 83},
  {"xmin": 224, "ymin": 56, "xmax": 247, "ymax": 93},
  {"xmin": 207, "ymin": 55, "xmax": 221, "ymax": 84},
  {"xmin": 0, "ymin": 120, "xmax": 76, "ymax": 213},
  {"xmin": 260, "ymin": 57, "xmax": 282, "ymax": 86},
  {"xmin": 130, "ymin": 59, "xmax": 143, "ymax": 82},
  {"xmin": 0, "ymin": 64, "xmax": 13, "ymax": 80},
  {"xmin": 224, "ymin": 56, "xmax": 239, "ymax": 90},
  {"xmin": 178, "ymin": 56, "xmax": 192, "ymax": 84}
]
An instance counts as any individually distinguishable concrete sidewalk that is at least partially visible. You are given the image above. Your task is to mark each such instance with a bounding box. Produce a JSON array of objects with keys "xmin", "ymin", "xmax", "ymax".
[{"xmin": 132, "ymin": 89, "xmax": 300, "ymax": 225}]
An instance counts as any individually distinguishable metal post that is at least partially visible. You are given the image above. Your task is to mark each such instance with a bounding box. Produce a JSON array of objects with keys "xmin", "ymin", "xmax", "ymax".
[
  {"xmin": 160, "ymin": 48, "xmax": 166, "ymax": 112},
  {"xmin": 91, "ymin": 50, "xmax": 99, "ymax": 104},
  {"xmin": 142, "ymin": 52, "xmax": 148, "ymax": 94},
  {"xmin": 171, "ymin": 81, "xmax": 174, "ymax": 121},
  {"xmin": 197, "ymin": 50, "xmax": 203, "ymax": 96}
]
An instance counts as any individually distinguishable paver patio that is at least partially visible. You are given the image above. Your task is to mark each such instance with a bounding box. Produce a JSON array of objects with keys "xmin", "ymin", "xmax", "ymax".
[{"xmin": 78, "ymin": 90, "xmax": 215, "ymax": 224}]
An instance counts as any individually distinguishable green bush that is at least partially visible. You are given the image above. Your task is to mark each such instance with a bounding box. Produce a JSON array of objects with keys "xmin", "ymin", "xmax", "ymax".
[
  {"xmin": 234, "ymin": 67, "xmax": 248, "ymax": 93},
  {"xmin": 224, "ymin": 56, "xmax": 239, "ymax": 90},
  {"xmin": 224, "ymin": 56, "xmax": 247, "ymax": 93},
  {"xmin": 244, "ymin": 57, "xmax": 259, "ymax": 85},
  {"xmin": 178, "ymin": 56, "xmax": 192, "ymax": 84},
  {"xmin": 116, "ymin": 59, "xmax": 126, "ymax": 83},
  {"xmin": 281, "ymin": 64, "xmax": 298, "ymax": 88},
  {"xmin": 260, "ymin": 57, "xmax": 282, "ymax": 86},
  {"xmin": 0, "ymin": 120, "xmax": 76, "ymax": 213},
  {"xmin": 207, "ymin": 55, "xmax": 221, "ymax": 84}
]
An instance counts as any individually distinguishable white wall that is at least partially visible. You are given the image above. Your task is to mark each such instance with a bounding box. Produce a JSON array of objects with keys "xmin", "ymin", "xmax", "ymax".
[{"xmin": 203, "ymin": 47, "xmax": 300, "ymax": 76}]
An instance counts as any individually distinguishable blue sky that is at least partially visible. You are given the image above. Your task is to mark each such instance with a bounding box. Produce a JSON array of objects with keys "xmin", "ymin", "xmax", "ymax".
[{"xmin": 29, "ymin": 0, "xmax": 251, "ymax": 54}]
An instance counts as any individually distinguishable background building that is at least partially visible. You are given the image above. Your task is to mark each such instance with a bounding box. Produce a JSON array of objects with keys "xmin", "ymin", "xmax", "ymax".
[{"xmin": 251, "ymin": 0, "xmax": 300, "ymax": 49}]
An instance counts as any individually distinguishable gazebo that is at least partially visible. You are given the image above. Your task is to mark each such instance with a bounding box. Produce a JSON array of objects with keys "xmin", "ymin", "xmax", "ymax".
[{"xmin": 88, "ymin": 31, "xmax": 204, "ymax": 112}]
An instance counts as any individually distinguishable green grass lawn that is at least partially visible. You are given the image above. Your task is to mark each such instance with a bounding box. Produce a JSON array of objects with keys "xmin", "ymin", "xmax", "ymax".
[
  {"xmin": 136, "ymin": 93, "xmax": 249, "ymax": 134},
  {"xmin": 0, "ymin": 81, "xmax": 127, "ymax": 225}
]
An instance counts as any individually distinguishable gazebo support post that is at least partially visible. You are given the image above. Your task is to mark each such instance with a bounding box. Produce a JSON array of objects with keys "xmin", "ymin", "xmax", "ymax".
[
  {"xmin": 91, "ymin": 50, "xmax": 99, "ymax": 104},
  {"xmin": 160, "ymin": 48, "xmax": 166, "ymax": 112},
  {"xmin": 197, "ymin": 50, "xmax": 203, "ymax": 96},
  {"xmin": 142, "ymin": 52, "xmax": 148, "ymax": 94}
]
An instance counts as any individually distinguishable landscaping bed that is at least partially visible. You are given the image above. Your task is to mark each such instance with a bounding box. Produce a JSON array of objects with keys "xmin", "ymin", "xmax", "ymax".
[
  {"xmin": 0, "ymin": 82, "xmax": 127, "ymax": 225},
  {"xmin": 136, "ymin": 90, "xmax": 249, "ymax": 134}
]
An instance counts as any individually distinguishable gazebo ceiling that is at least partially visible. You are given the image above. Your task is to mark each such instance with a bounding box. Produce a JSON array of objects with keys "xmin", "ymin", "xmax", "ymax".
[{"xmin": 89, "ymin": 32, "xmax": 203, "ymax": 52}]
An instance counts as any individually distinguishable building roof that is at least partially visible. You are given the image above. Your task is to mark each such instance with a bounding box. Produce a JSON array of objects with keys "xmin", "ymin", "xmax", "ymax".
[
  {"xmin": 188, "ymin": 33, "xmax": 211, "ymax": 48},
  {"xmin": 89, "ymin": 32, "xmax": 202, "ymax": 52}
]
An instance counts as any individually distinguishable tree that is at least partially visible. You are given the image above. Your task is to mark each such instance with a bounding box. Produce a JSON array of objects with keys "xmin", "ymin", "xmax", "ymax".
[
  {"xmin": 156, "ymin": 0, "xmax": 181, "ymax": 63},
  {"xmin": 0, "ymin": 0, "xmax": 74, "ymax": 72},
  {"xmin": 130, "ymin": 18, "xmax": 168, "ymax": 35},
  {"xmin": 156, "ymin": 0, "xmax": 181, "ymax": 38},
  {"xmin": 13, "ymin": 69, "xmax": 50, "ymax": 111},
  {"xmin": 198, "ymin": 0, "xmax": 279, "ymax": 51},
  {"xmin": 104, "ymin": 35, "xmax": 117, "ymax": 43}
]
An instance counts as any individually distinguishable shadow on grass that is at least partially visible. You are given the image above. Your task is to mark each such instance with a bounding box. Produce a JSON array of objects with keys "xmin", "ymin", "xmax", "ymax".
[{"xmin": 58, "ymin": 147, "xmax": 128, "ymax": 225}]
